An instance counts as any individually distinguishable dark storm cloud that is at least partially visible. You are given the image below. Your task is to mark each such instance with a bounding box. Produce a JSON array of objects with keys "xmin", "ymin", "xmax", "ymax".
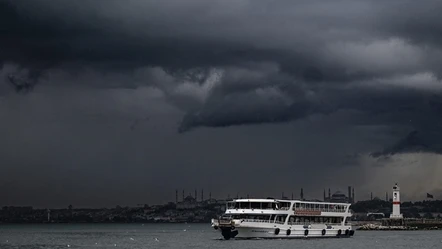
[{"xmin": 2, "ymin": 0, "xmax": 442, "ymax": 157}]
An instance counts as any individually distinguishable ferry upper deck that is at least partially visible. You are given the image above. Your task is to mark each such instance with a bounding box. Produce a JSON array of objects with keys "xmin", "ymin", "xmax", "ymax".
[{"xmin": 225, "ymin": 198, "xmax": 352, "ymax": 215}]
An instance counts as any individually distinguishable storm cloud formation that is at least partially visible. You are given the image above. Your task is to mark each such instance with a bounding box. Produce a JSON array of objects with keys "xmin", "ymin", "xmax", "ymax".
[{"xmin": 1, "ymin": 0, "xmax": 442, "ymax": 206}]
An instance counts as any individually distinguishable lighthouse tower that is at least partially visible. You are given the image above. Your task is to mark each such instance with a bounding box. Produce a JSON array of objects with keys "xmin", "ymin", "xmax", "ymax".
[{"xmin": 390, "ymin": 183, "xmax": 403, "ymax": 219}]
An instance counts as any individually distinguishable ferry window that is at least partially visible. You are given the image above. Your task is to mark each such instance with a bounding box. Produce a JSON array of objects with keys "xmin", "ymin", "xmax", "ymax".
[
  {"xmin": 250, "ymin": 202, "xmax": 260, "ymax": 209},
  {"xmin": 279, "ymin": 202, "xmax": 290, "ymax": 210},
  {"xmin": 275, "ymin": 215, "xmax": 285, "ymax": 223},
  {"xmin": 231, "ymin": 203, "xmax": 236, "ymax": 209}
]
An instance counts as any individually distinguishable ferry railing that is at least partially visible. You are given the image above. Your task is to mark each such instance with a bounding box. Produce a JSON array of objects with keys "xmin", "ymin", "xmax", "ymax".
[
  {"xmin": 240, "ymin": 219, "xmax": 272, "ymax": 223},
  {"xmin": 238, "ymin": 219, "xmax": 286, "ymax": 224},
  {"xmin": 293, "ymin": 207, "xmax": 346, "ymax": 213},
  {"xmin": 287, "ymin": 222, "xmax": 343, "ymax": 226},
  {"xmin": 228, "ymin": 207, "xmax": 291, "ymax": 211},
  {"xmin": 218, "ymin": 218, "xmax": 233, "ymax": 225}
]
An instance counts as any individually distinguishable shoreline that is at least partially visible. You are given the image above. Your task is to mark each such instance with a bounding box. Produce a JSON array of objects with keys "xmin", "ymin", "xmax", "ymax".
[{"xmin": 357, "ymin": 224, "xmax": 442, "ymax": 231}]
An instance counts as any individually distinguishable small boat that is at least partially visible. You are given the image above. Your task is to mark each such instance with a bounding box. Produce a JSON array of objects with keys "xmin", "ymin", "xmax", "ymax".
[{"xmin": 211, "ymin": 198, "xmax": 355, "ymax": 240}]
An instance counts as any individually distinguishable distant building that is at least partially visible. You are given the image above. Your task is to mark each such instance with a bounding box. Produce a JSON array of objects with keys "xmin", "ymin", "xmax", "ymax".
[
  {"xmin": 324, "ymin": 191, "xmax": 350, "ymax": 203},
  {"xmin": 176, "ymin": 195, "xmax": 198, "ymax": 210}
]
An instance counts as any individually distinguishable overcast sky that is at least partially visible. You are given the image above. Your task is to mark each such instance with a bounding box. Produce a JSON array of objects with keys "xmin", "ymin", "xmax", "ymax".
[{"xmin": 1, "ymin": 0, "xmax": 442, "ymax": 208}]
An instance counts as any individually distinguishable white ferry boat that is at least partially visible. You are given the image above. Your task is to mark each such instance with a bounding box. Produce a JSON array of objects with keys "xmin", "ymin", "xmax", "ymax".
[{"xmin": 211, "ymin": 198, "xmax": 354, "ymax": 240}]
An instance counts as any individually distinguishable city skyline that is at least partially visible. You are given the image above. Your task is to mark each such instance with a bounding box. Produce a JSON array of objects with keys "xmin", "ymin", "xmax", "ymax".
[
  {"xmin": 2, "ymin": 184, "xmax": 438, "ymax": 209},
  {"xmin": 1, "ymin": 0, "xmax": 442, "ymax": 208}
]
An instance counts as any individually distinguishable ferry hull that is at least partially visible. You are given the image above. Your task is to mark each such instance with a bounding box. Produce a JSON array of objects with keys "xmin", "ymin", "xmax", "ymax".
[
  {"xmin": 231, "ymin": 228, "xmax": 353, "ymax": 239},
  {"xmin": 213, "ymin": 222, "xmax": 354, "ymax": 240}
]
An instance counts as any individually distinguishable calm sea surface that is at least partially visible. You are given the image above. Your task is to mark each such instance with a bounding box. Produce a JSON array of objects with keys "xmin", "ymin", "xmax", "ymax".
[{"xmin": 0, "ymin": 224, "xmax": 441, "ymax": 249}]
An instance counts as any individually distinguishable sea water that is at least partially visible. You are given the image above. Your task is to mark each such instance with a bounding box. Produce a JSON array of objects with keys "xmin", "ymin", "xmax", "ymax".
[{"xmin": 0, "ymin": 223, "xmax": 441, "ymax": 249}]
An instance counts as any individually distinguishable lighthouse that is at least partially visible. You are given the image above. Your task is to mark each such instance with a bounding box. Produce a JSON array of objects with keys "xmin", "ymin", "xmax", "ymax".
[{"xmin": 390, "ymin": 183, "xmax": 403, "ymax": 219}]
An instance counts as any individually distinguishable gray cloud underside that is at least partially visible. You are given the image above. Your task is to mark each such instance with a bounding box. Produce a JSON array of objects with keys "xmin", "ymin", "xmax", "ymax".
[{"xmin": 2, "ymin": 0, "xmax": 442, "ymax": 156}]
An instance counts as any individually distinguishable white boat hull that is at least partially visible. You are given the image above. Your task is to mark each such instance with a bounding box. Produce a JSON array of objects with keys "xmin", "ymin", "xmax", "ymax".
[{"xmin": 213, "ymin": 220, "xmax": 354, "ymax": 239}]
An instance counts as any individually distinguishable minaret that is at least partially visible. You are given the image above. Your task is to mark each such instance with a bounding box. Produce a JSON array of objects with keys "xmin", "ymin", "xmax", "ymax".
[
  {"xmin": 390, "ymin": 183, "xmax": 403, "ymax": 219},
  {"xmin": 323, "ymin": 189, "xmax": 326, "ymax": 201},
  {"xmin": 182, "ymin": 190, "xmax": 185, "ymax": 201},
  {"xmin": 352, "ymin": 188, "xmax": 355, "ymax": 203},
  {"xmin": 348, "ymin": 186, "xmax": 352, "ymax": 203},
  {"xmin": 201, "ymin": 189, "xmax": 204, "ymax": 202},
  {"xmin": 209, "ymin": 192, "xmax": 212, "ymax": 200},
  {"xmin": 300, "ymin": 188, "xmax": 304, "ymax": 200},
  {"xmin": 370, "ymin": 192, "xmax": 373, "ymax": 200},
  {"xmin": 328, "ymin": 188, "xmax": 331, "ymax": 200}
]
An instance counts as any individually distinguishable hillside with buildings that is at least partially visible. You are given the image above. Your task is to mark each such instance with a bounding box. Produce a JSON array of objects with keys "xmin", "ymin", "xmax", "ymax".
[{"xmin": 1, "ymin": 186, "xmax": 441, "ymax": 224}]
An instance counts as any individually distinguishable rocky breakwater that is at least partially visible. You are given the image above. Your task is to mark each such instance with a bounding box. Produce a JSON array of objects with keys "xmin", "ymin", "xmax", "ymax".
[{"xmin": 358, "ymin": 224, "xmax": 418, "ymax": 230}]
